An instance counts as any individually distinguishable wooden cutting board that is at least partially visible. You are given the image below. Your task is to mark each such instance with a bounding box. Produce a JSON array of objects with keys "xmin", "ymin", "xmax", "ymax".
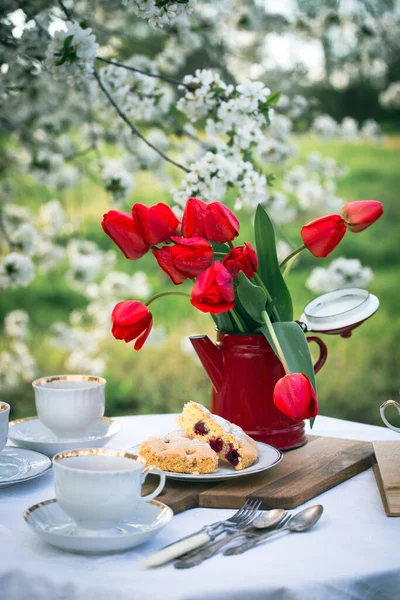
[
  {"xmin": 373, "ymin": 441, "xmax": 400, "ymax": 516},
  {"xmin": 143, "ymin": 435, "xmax": 374, "ymax": 514}
]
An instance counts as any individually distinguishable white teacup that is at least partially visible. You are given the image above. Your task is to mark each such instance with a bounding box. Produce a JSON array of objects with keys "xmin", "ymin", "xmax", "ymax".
[
  {"xmin": 380, "ymin": 400, "xmax": 400, "ymax": 433},
  {"xmin": 53, "ymin": 448, "xmax": 166, "ymax": 530},
  {"xmin": 32, "ymin": 375, "xmax": 106, "ymax": 439},
  {"xmin": 0, "ymin": 402, "xmax": 10, "ymax": 453}
]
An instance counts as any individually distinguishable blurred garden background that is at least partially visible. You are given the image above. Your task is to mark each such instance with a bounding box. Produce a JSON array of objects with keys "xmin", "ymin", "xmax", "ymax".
[{"xmin": 1, "ymin": 0, "xmax": 399, "ymax": 427}]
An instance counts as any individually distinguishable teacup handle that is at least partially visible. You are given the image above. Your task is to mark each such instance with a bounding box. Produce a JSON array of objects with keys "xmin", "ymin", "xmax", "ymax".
[
  {"xmin": 141, "ymin": 466, "xmax": 166, "ymax": 501},
  {"xmin": 380, "ymin": 400, "xmax": 400, "ymax": 433}
]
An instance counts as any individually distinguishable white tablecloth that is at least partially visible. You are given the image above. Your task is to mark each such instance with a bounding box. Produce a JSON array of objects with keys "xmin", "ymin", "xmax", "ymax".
[{"xmin": 1, "ymin": 414, "xmax": 399, "ymax": 600}]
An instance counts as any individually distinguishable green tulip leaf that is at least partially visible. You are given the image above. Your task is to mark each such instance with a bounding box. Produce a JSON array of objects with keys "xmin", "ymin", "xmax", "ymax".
[
  {"xmin": 211, "ymin": 312, "xmax": 235, "ymax": 333},
  {"xmin": 236, "ymin": 271, "xmax": 267, "ymax": 323},
  {"xmin": 254, "ymin": 204, "xmax": 293, "ymax": 322},
  {"xmin": 272, "ymin": 321, "xmax": 317, "ymax": 392}
]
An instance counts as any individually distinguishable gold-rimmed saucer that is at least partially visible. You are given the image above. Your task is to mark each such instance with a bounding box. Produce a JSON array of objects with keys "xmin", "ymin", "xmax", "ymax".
[
  {"xmin": 24, "ymin": 498, "xmax": 173, "ymax": 554},
  {"xmin": 8, "ymin": 417, "xmax": 121, "ymax": 458}
]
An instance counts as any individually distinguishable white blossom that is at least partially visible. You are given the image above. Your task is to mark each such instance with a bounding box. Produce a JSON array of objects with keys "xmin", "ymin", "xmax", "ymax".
[
  {"xmin": 306, "ymin": 258, "xmax": 373, "ymax": 294},
  {"xmin": 37, "ymin": 200, "xmax": 67, "ymax": 237},
  {"xmin": 4, "ymin": 310, "xmax": 30, "ymax": 339},
  {"xmin": 379, "ymin": 82, "xmax": 400, "ymax": 110},
  {"xmin": 46, "ymin": 21, "xmax": 99, "ymax": 84},
  {"xmin": 123, "ymin": 0, "xmax": 197, "ymax": 28},
  {"xmin": 131, "ymin": 271, "xmax": 152, "ymax": 299},
  {"xmin": 102, "ymin": 162, "xmax": 135, "ymax": 205},
  {"xmin": 0, "ymin": 252, "xmax": 35, "ymax": 289}
]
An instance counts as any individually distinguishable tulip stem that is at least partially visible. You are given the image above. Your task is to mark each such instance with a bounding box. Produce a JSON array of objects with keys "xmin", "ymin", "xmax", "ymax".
[
  {"xmin": 228, "ymin": 241, "xmax": 235, "ymax": 249},
  {"xmin": 261, "ymin": 310, "xmax": 291, "ymax": 375},
  {"xmin": 146, "ymin": 292, "xmax": 191, "ymax": 306},
  {"xmin": 229, "ymin": 310, "xmax": 246, "ymax": 333},
  {"xmin": 279, "ymin": 245, "xmax": 305, "ymax": 269}
]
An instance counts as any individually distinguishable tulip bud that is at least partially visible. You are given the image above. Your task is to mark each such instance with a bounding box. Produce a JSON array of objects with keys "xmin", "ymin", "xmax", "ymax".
[
  {"xmin": 182, "ymin": 198, "xmax": 208, "ymax": 238},
  {"xmin": 223, "ymin": 242, "xmax": 258, "ymax": 279},
  {"xmin": 102, "ymin": 210, "xmax": 150, "ymax": 260},
  {"xmin": 153, "ymin": 237, "xmax": 214, "ymax": 285},
  {"xmin": 111, "ymin": 301, "xmax": 152, "ymax": 351},
  {"xmin": 190, "ymin": 261, "xmax": 235, "ymax": 314},
  {"xmin": 204, "ymin": 202, "xmax": 240, "ymax": 243},
  {"xmin": 342, "ymin": 200, "xmax": 383, "ymax": 233},
  {"xmin": 301, "ymin": 214, "xmax": 346, "ymax": 258},
  {"xmin": 273, "ymin": 373, "xmax": 318, "ymax": 421},
  {"xmin": 131, "ymin": 203, "xmax": 180, "ymax": 246}
]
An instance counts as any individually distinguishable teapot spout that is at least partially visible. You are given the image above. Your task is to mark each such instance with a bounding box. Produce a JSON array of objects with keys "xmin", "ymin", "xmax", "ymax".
[{"xmin": 189, "ymin": 335, "xmax": 223, "ymax": 393}]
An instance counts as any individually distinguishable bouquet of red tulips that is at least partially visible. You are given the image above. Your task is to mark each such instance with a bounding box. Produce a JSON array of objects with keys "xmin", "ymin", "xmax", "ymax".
[{"xmin": 102, "ymin": 198, "xmax": 382, "ymax": 422}]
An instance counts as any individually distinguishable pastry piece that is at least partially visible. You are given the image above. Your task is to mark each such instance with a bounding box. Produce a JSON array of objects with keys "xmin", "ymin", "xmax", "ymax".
[
  {"xmin": 176, "ymin": 401, "xmax": 258, "ymax": 470},
  {"xmin": 138, "ymin": 429, "xmax": 218, "ymax": 474}
]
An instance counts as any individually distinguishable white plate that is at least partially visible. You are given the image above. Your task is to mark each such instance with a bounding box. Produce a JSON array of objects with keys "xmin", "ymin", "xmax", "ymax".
[
  {"xmin": 129, "ymin": 441, "xmax": 283, "ymax": 482},
  {"xmin": 8, "ymin": 417, "xmax": 121, "ymax": 458},
  {"xmin": 24, "ymin": 498, "xmax": 173, "ymax": 554},
  {"xmin": 0, "ymin": 447, "xmax": 51, "ymax": 488}
]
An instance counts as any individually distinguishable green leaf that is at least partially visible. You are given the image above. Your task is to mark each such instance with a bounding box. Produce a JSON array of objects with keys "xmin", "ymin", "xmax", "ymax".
[
  {"xmin": 272, "ymin": 322, "xmax": 317, "ymax": 392},
  {"xmin": 236, "ymin": 272, "xmax": 267, "ymax": 323},
  {"xmin": 254, "ymin": 204, "xmax": 293, "ymax": 321},
  {"xmin": 266, "ymin": 91, "xmax": 281, "ymax": 106},
  {"xmin": 213, "ymin": 311, "xmax": 235, "ymax": 333},
  {"xmin": 258, "ymin": 324, "xmax": 279, "ymax": 357},
  {"xmin": 211, "ymin": 242, "xmax": 230, "ymax": 255}
]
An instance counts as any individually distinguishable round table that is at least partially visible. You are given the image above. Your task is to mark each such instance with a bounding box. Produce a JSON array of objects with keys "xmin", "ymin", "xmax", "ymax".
[{"xmin": 1, "ymin": 414, "xmax": 399, "ymax": 600}]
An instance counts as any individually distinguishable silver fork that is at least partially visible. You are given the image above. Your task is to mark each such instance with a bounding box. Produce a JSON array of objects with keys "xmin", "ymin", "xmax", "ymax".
[
  {"xmin": 144, "ymin": 498, "xmax": 261, "ymax": 568},
  {"xmin": 174, "ymin": 500, "xmax": 263, "ymax": 569}
]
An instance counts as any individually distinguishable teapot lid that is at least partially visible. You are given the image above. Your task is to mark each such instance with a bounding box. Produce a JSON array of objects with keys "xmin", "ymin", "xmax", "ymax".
[{"xmin": 299, "ymin": 287, "xmax": 379, "ymax": 336}]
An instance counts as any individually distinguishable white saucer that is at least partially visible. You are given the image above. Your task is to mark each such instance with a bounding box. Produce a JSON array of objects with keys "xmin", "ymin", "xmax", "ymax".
[
  {"xmin": 24, "ymin": 498, "xmax": 173, "ymax": 554},
  {"xmin": 8, "ymin": 417, "xmax": 121, "ymax": 458},
  {"xmin": 0, "ymin": 447, "xmax": 51, "ymax": 488},
  {"xmin": 129, "ymin": 441, "xmax": 283, "ymax": 482}
]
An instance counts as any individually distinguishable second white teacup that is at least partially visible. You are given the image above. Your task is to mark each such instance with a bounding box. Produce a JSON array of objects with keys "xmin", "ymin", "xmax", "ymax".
[
  {"xmin": 32, "ymin": 375, "xmax": 105, "ymax": 439},
  {"xmin": 0, "ymin": 402, "xmax": 10, "ymax": 453},
  {"xmin": 53, "ymin": 448, "xmax": 166, "ymax": 530},
  {"xmin": 380, "ymin": 400, "xmax": 400, "ymax": 433}
]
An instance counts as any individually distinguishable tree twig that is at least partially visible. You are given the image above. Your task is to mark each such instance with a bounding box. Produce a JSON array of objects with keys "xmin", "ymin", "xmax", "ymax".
[
  {"xmin": 58, "ymin": 0, "xmax": 72, "ymax": 20},
  {"xmin": 93, "ymin": 69, "xmax": 190, "ymax": 173},
  {"xmin": 96, "ymin": 57, "xmax": 192, "ymax": 89}
]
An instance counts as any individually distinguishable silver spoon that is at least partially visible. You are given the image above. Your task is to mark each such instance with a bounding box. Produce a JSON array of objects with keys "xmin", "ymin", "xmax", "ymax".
[
  {"xmin": 174, "ymin": 509, "xmax": 286, "ymax": 569},
  {"xmin": 224, "ymin": 504, "xmax": 324, "ymax": 556}
]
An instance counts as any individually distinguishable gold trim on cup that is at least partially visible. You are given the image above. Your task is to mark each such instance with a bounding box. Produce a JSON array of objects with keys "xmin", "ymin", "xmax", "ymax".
[
  {"xmin": 380, "ymin": 399, "xmax": 400, "ymax": 409},
  {"xmin": 9, "ymin": 416, "xmax": 114, "ymax": 428},
  {"xmin": 32, "ymin": 374, "xmax": 106, "ymax": 388},
  {"xmin": 53, "ymin": 448, "xmax": 138, "ymax": 463},
  {"xmin": 23, "ymin": 498, "xmax": 166, "ymax": 521}
]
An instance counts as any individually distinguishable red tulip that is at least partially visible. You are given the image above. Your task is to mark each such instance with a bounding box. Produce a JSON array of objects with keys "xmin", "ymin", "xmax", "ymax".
[
  {"xmin": 182, "ymin": 197, "xmax": 208, "ymax": 238},
  {"xmin": 190, "ymin": 261, "xmax": 235, "ymax": 314},
  {"xmin": 131, "ymin": 203, "xmax": 180, "ymax": 246},
  {"xmin": 101, "ymin": 210, "xmax": 150, "ymax": 260},
  {"xmin": 204, "ymin": 202, "xmax": 240, "ymax": 243},
  {"xmin": 153, "ymin": 237, "xmax": 214, "ymax": 285},
  {"xmin": 301, "ymin": 214, "xmax": 346, "ymax": 258},
  {"xmin": 111, "ymin": 301, "xmax": 152, "ymax": 350},
  {"xmin": 223, "ymin": 242, "xmax": 258, "ymax": 279},
  {"xmin": 342, "ymin": 200, "xmax": 383, "ymax": 233},
  {"xmin": 273, "ymin": 373, "xmax": 318, "ymax": 421}
]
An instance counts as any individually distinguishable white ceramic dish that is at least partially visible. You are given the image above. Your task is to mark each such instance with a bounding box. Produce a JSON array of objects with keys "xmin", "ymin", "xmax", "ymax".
[
  {"xmin": 129, "ymin": 441, "xmax": 283, "ymax": 482},
  {"xmin": 0, "ymin": 447, "xmax": 51, "ymax": 488},
  {"xmin": 24, "ymin": 498, "xmax": 173, "ymax": 554},
  {"xmin": 8, "ymin": 417, "xmax": 120, "ymax": 458}
]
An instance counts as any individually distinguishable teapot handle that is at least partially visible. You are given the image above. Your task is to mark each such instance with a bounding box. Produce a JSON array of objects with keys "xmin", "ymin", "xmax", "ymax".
[{"xmin": 307, "ymin": 336, "xmax": 328, "ymax": 374}]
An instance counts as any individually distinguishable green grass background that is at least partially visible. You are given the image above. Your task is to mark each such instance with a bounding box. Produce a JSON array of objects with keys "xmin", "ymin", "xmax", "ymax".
[{"xmin": 1, "ymin": 136, "xmax": 399, "ymax": 428}]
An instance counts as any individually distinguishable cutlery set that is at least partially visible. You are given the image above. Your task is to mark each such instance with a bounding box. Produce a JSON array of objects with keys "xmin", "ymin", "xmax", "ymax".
[{"xmin": 145, "ymin": 501, "xmax": 323, "ymax": 568}]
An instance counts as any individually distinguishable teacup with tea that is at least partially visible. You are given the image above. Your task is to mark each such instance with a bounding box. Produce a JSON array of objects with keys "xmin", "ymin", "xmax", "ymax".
[
  {"xmin": 0, "ymin": 402, "xmax": 10, "ymax": 453},
  {"xmin": 32, "ymin": 375, "xmax": 106, "ymax": 439},
  {"xmin": 53, "ymin": 448, "xmax": 166, "ymax": 530}
]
